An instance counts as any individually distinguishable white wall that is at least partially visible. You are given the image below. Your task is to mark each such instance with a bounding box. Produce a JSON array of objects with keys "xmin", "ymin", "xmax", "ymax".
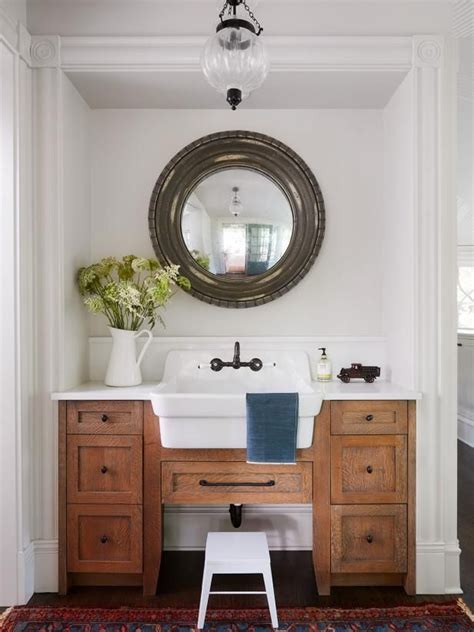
[
  {"xmin": 456, "ymin": 35, "xmax": 473, "ymax": 444},
  {"xmin": 458, "ymin": 334, "xmax": 474, "ymax": 446},
  {"xmin": 0, "ymin": 16, "xmax": 36, "ymax": 605},
  {"xmin": 61, "ymin": 74, "xmax": 91, "ymax": 389},
  {"xmin": 382, "ymin": 73, "xmax": 416, "ymax": 389},
  {"xmin": 90, "ymin": 108, "xmax": 384, "ymax": 338}
]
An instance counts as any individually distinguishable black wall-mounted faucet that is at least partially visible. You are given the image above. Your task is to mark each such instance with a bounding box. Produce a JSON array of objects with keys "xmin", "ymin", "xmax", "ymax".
[{"xmin": 210, "ymin": 341, "xmax": 263, "ymax": 372}]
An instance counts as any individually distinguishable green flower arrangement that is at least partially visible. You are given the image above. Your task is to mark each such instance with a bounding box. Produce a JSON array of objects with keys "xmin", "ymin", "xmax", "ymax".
[{"xmin": 77, "ymin": 255, "xmax": 191, "ymax": 331}]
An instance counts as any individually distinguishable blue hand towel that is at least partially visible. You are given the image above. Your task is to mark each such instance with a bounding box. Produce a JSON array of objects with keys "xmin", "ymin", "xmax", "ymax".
[{"xmin": 246, "ymin": 393, "xmax": 299, "ymax": 464}]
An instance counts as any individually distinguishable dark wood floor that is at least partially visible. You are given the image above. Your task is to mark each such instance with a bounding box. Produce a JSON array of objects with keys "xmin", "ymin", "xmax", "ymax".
[{"xmin": 27, "ymin": 441, "xmax": 474, "ymax": 610}]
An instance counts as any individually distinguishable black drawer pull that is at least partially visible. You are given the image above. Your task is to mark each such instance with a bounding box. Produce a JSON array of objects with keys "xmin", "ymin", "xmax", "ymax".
[
  {"xmin": 199, "ymin": 479, "xmax": 275, "ymax": 488},
  {"xmin": 100, "ymin": 465, "xmax": 108, "ymax": 474},
  {"xmin": 365, "ymin": 414, "xmax": 374, "ymax": 421},
  {"xmin": 100, "ymin": 535, "xmax": 108, "ymax": 544},
  {"xmin": 366, "ymin": 534, "xmax": 373, "ymax": 544},
  {"xmin": 101, "ymin": 414, "xmax": 108, "ymax": 422},
  {"xmin": 366, "ymin": 465, "xmax": 373, "ymax": 474}
]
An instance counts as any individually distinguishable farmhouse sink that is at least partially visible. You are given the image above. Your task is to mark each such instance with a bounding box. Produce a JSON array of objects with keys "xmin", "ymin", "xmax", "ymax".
[{"xmin": 150, "ymin": 348, "xmax": 323, "ymax": 448}]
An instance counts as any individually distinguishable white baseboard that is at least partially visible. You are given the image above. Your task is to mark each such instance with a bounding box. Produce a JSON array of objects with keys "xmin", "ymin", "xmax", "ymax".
[
  {"xmin": 163, "ymin": 504, "xmax": 313, "ymax": 551},
  {"xmin": 33, "ymin": 540, "xmax": 58, "ymax": 593},
  {"xmin": 416, "ymin": 541, "xmax": 462, "ymax": 594},
  {"xmin": 17, "ymin": 542, "xmax": 35, "ymax": 604},
  {"xmin": 458, "ymin": 410, "xmax": 474, "ymax": 447}
]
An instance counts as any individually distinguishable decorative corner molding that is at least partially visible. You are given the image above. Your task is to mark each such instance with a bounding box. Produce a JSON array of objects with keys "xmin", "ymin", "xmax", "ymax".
[
  {"xmin": 30, "ymin": 35, "xmax": 60, "ymax": 68},
  {"xmin": 17, "ymin": 22, "xmax": 31, "ymax": 64},
  {"xmin": 413, "ymin": 36, "xmax": 444, "ymax": 68}
]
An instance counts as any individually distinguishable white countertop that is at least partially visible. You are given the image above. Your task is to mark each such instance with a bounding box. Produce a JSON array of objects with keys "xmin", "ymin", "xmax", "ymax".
[{"xmin": 51, "ymin": 380, "xmax": 421, "ymax": 401}]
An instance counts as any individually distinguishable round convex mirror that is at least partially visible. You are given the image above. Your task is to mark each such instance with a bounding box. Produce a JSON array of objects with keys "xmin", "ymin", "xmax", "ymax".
[
  {"xmin": 149, "ymin": 131, "xmax": 325, "ymax": 308},
  {"xmin": 181, "ymin": 168, "xmax": 293, "ymax": 278}
]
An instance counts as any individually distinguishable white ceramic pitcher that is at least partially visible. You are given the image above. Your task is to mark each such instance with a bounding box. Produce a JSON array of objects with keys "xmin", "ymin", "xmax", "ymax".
[{"xmin": 105, "ymin": 327, "xmax": 153, "ymax": 387}]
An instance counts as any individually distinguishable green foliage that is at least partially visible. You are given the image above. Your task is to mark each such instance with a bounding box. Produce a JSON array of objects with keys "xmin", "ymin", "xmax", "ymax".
[
  {"xmin": 191, "ymin": 250, "xmax": 210, "ymax": 271},
  {"xmin": 78, "ymin": 255, "xmax": 191, "ymax": 331}
]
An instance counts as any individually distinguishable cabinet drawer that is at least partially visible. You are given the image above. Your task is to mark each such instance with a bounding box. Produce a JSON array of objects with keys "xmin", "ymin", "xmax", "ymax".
[
  {"xmin": 331, "ymin": 401, "xmax": 407, "ymax": 435},
  {"xmin": 67, "ymin": 435, "xmax": 142, "ymax": 504},
  {"xmin": 331, "ymin": 505, "xmax": 407, "ymax": 573},
  {"xmin": 67, "ymin": 401, "xmax": 143, "ymax": 435},
  {"xmin": 67, "ymin": 504, "xmax": 142, "ymax": 573},
  {"xmin": 162, "ymin": 461, "xmax": 312, "ymax": 504},
  {"xmin": 331, "ymin": 435, "xmax": 407, "ymax": 503}
]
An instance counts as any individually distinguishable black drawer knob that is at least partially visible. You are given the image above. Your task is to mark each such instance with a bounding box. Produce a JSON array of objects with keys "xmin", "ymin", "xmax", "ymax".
[
  {"xmin": 100, "ymin": 535, "xmax": 108, "ymax": 544},
  {"xmin": 101, "ymin": 414, "xmax": 108, "ymax": 422},
  {"xmin": 100, "ymin": 465, "xmax": 108, "ymax": 474},
  {"xmin": 366, "ymin": 414, "xmax": 374, "ymax": 421},
  {"xmin": 366, "ymin": 465, "xmax": 373, "ymax": 474},
  {"xmin": 366, "ymin": 534, "xmax": 373, "ymax": 544}
]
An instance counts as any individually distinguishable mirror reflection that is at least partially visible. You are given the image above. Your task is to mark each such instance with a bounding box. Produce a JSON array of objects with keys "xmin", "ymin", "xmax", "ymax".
[{"xmin": 181, "ymin": 168, "xmax": 293, "ymax": 277}]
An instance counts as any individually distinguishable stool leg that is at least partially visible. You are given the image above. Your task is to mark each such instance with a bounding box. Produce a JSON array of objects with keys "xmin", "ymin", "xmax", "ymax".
[
  {"xmin": 262, "ymin": 563, "xmax": 279, "ymax": 629},
  {"xmin": 197, "ymin": 565, "xmax": 213, "ymax": 629}
]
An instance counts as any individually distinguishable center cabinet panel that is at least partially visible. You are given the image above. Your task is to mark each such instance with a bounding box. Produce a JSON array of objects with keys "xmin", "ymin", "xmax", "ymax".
[
  {"xmin": 331, "ymin": 435, "xmax": 407, "ymax": 504},
  {"xmin": 161, "ymin": 461, "xmax": 313, "ymax": 504}
]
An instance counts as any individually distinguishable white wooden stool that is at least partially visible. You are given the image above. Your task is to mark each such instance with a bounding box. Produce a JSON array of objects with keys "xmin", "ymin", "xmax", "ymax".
[{"xmin": 197, "ymin": 532, "xmax": 278, "ymax": 629}]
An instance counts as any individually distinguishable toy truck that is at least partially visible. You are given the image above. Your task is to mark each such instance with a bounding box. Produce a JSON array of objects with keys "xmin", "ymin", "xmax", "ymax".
[{"xmin": 337, "ymin": 363, "xmax": 381, "ymax": 383}]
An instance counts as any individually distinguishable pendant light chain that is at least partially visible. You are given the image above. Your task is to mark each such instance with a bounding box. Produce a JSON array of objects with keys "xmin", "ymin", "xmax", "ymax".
[
  {"xmin": 218, "ymin": 0, "xmax": 263, "ymax": 35},
  {"xmin": 242, "ymin": 1, "xmax": 263, "ymax": 35}
]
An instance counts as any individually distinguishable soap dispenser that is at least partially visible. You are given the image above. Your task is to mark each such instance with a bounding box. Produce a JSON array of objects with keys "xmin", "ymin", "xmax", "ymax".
[{"xmin": 316, "ymin": 347, "xmax": 332, "ymax": 382}]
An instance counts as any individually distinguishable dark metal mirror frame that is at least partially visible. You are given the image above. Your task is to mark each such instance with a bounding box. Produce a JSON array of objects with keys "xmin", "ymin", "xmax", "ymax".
[{"xmin": 148, "ymin": 130, "xmax": 326, "ymax": 308}]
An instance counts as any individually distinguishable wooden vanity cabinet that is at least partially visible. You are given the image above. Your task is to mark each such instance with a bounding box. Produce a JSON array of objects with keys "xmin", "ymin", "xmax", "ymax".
[
  {"xmin": 58, "ymin": 398, "xmax": 415, "ymax": 596},
  {"xmin": 59, "ymin": 400, "xmax": 145, "ymax": 593},
  {"xmin": 328, "ymin": 400, "xmax": 416, "ymax": 594}
]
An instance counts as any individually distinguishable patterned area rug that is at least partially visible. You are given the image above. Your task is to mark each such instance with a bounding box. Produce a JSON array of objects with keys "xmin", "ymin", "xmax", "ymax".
[{"xmin": 1, "ymin": 602, "xmax": 473, "ymax": 631}]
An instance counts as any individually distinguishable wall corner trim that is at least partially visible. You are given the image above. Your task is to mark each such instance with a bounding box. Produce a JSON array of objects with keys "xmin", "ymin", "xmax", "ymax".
[
  {"xmin": 30, "ymin": 35, "xmax": 61, "ymax": 68},
  {"xmin": 412, "ymin": 35, "xmax": 444, "ymax": 68}
]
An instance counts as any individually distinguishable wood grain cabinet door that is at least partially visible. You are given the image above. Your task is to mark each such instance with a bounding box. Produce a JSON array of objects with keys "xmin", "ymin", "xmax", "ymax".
[
  {"xmin": 331, "ymin": 505, "xmax": 407, "ymax": 573},
  {"xmin": 67, "ymin": 401, "xmax": 143, "ymax": 435},
  {"xmin": 331, "ymin": 401, "xmax": 408, "ymax": 435},
  {"xmin": 331, "ymin": 435, "xmax": 407, "ymax": 504},
  {"xmin": 67, "ymin": 504, "xmax": 142, "ymax": 573},
  {"xmin": 67, "ymin": 435, "xmax": 142, "ymax": 504},
  {"xmin": 162, "ymin": 461, "xmax": 313, "ymax": 504}
]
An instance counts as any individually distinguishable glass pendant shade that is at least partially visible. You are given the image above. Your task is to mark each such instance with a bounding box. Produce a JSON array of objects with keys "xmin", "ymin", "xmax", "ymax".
[
  {"xmin": 201, "ymin": 22, "xmax": 269, "ymax": 109},
  {"xmin": 229, "ymin": 187, "xmax": 244, "ymax": 216}
]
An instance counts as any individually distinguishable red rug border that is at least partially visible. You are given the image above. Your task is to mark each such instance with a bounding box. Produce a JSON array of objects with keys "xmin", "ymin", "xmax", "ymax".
[{"xmin": 1, "ymin": 600, "xmax": 472, "ymax": 630}]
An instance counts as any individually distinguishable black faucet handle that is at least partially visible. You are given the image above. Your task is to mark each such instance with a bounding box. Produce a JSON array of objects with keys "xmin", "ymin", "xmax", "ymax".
[
  {"xmin": 233, "ymin": 341, "xmax": 240, "ymax": 363},
  {"xmin": 249, "ymin": 358, "xmax": 263, "ymax": 372}
]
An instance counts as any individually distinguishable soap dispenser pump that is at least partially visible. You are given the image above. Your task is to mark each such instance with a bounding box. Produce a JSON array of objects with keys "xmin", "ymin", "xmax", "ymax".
[{"xmin": 316, "ymin": 347, "xmax": 332, "ymax": 382}]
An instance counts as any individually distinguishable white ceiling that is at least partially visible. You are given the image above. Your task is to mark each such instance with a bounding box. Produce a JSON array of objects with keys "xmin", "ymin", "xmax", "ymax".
[
  {"xmin": 66, "ymin": 69, "xmax": 407, "ymax": 108},
  {"xmin": 27, "ymin": 0, "xmax": 454, "ymax": 37},
  {"xmin": 192, "ymin": 168, "xmax": 292, "ymax": 222}
]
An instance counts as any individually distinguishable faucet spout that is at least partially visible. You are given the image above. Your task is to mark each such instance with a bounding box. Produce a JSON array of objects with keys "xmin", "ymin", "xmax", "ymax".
[{"xmin": 233, "ymin": 341, "xmax": 240, "ymax": 365}]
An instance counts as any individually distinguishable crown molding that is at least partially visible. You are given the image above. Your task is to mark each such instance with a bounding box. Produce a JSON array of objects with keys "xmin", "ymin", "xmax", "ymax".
[{"xmin": 59, "ymin": 35, "xmax": 413, "ymax": 72}]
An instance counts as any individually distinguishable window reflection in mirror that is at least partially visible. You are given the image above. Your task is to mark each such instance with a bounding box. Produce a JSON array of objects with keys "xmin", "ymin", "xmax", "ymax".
[{"xmin": 181, "ymin": 168, "xmax": 293, "ymax": 277}]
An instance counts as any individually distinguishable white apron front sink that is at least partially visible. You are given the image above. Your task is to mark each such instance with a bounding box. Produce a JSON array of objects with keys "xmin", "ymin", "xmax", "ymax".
[{"xmin": 150, "ymin": 349, "xmax": 323, "ymax": 448}]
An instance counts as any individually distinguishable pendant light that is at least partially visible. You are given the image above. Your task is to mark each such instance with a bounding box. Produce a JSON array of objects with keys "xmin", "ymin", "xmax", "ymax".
[
  {"xmin": 201, "ymin": 0, "xmax": 269, "ymax": 110},
  {"xmin": 229, "ymin": 187, "xmax": 243, "ymax": 217}
]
